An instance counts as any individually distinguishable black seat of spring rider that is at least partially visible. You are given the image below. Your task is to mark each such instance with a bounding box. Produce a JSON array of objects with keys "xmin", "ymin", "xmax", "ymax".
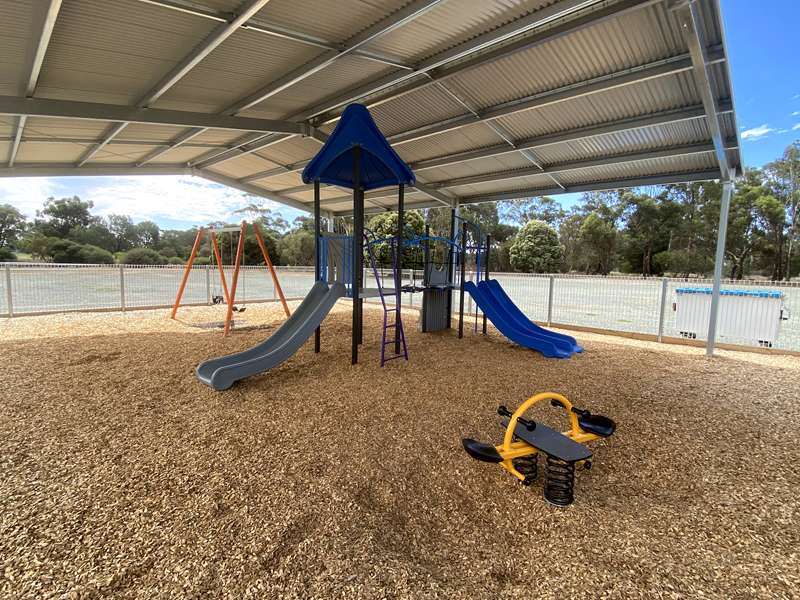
[
  {"xmin": 462, "ymin": 439, "xmax": 503, "ymax": 463},
  {"xmin": 577, "ymin": 413, "xmax": 616, "ymax": 437}
]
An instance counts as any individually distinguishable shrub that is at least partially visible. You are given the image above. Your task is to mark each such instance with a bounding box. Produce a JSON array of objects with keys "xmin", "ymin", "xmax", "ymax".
[
  {"xmin": 509, "ymin": 220, "xmax": 562, "ymax": 273},
  {"xmin": 77, "ymin": 244, "xmax": 114, "ymax": 264},
  {"xmin": 167, "ymin": 256, "xmax": 184, "ymax": 265},
  {"xmin": 193, "ymin": 256, "xmax": 212, "ymax": 266},
  {"xmin": 0, "ymin": 246, "xmax": 16, "ymax": 262},
  {"xmin": 121, "ymin": 247, "xmax": 167, "ymax": 265}
]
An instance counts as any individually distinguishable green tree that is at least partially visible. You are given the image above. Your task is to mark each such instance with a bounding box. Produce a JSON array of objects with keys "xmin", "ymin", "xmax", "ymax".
[
  {"xmin": 0, "ymin": 204, "xmax": 27, "ymax": 248},
  {"xmin": 509, "ymin": 220, "xmax": 562, "ymax": 272},
  {"xmin": 0, "ymin": 247, "xmax": 16, "ymax": 261},
  {"xmin": 34, "ymin": 196, "xmax": 95, "ymax": 237},
  {"xmin": 579, "ymin": 213, "xmax": 617, "ymax": 275},
  {"xmin": 68, "ymin": 222, "xmax": 116, "ymax": 252},
  {"xmin": 278, "ymin": 229, "xmax": 315, "ymax": 265},
  {"xmin": 366, "ymin": 210, "xmax": 425, "ymax": 267},
  {"xmin": 754, "ymin": 194, "xmax": 787, "ymax": 280},
  {"xmin": 559, "ymin": 213, "xmax": 587, "ymax": 273},
  {"xmin": 106, "ymin": 214, "xmax": 139, "ymax": 252},
  {"xmin": 500, "ymin": 196, "xmax": 565, "ymax": 226},
  {"xmin": 135, "ymin": 220, "xmax": 160, "ymax": 247}
]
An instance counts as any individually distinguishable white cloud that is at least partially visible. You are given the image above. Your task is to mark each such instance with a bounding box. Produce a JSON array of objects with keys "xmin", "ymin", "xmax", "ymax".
[
  {"xmin": 793, "ymin": 123, "xmax": 800, "ymax": 131},
  {"xmin": 740, "ymin": 124, "xmax": 776, "ymax": 141},
  {"xmin": 793, "ymin": 111, "xmax": 800, "ymax": 116},
  {"xmin": 0, "ymin": 177, "xmax": 61, "ymax": 218},
  {"xmin": 83, "ymin": 175, "xmax": 283, "ymax": 224}
]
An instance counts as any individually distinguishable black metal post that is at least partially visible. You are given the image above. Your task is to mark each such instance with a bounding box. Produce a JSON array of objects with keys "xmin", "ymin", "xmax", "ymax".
[
  {"xmin": 483, "ymin": 233, "xmax": 491, "ymax": 335},
  {"xmin": 395, "ymin": 184, "xmax": 404, "ymax": 354},
  {"xmin": 352, "ymin": 146, "xmax": 362, "ymax": 365},
  {"xmin": 458, "ymin": 221, "xmax": 466, "ymax": 339},
  {"xmin": 446, "ymin": 207, "xmax": 455, "ymax": 329},
  {"xmin": 421, "ymin": 224, "xmax": 430, "ymax": 333},
  {"xmin": 314, "ymin": 178, "xmax": 321, "ymax": 353}
]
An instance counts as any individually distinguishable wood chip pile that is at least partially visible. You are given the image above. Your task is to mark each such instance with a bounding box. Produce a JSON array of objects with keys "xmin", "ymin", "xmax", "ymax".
[{"xmin": 1, "ymin": 305, "xmax": 798, "ymax": 599}]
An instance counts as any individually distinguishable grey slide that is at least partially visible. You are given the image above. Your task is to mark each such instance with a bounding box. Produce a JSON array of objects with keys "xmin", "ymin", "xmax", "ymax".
[{"xmin": 196, "ymin": 280, "xmax": 346, "ymax": 390}]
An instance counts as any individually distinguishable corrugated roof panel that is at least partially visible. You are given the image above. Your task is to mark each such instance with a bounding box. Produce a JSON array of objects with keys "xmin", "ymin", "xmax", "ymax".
[
  {"xmin": 444, "ymin": 2, "xmax": 688, "ymax": 112},
  {"xmin": 147, "ymin": 146, "xmax": 211, "ymax": 165},
  {"xmin": 207, "ymin": 153, "xmax": 280, "ymax": 179},
  {"xmin": 555, "ymin": 151, "xmax": 718, "ymax": 185},
  {"xmin": 116, "ymin": 124, "xmax": 188, "ymax": 143},
  {"xmin": 22, "ymin": 117, "xmax": 111, "ymax": 139},
  {"xmin": 247, "ymin": 55, "xmax": 392, "ymax": 119},
  {"xmin": 490, "ymin": 72, "xmax": 699, "ymax": 139},
  {"xmin": 447, "ymin": 172, "xmax": 555, "ymax": 197},
  {"xmin": 155, "ymin": 29, "xmax": 321, "ymax": 117},
  {"xmin": 421, "ymin": 152, "xmax": 533, "ymax": 183},
  {"xmin": 36, "ymin": 0, "xmax": 216, "ymax": 106},
  {"xmin": 259, "ymin": 172, "xmax": 304, "ymax": 189},
  {"xmin": 371, "ymin": 84, "xmax": 467, "ymax": 137},
  {"xmin": 359, "ymin": 0, "xmax": 553, "ymax": 63},
  {"xmin": 0, "ymin": 0, "xmax": 37, "ymax": 96},
  {"xmin": 255, "ymin": 0, "xmax": 410, "ymax": 46},
  {"xmin": 92, "ymin": 144, "xmax": 158, "ymax": 163},
  {"xmin": 532, "ymin": 118, "xmax": 711, "ymax": 163},
  {"xmin": 394, "ymin": 122, "xmax": 502, "ymax": 163},
  {"xmin": 191, "ymin": 129, "xmax": 245, "ymax": 146},
  {"xmin": 255, "ymin": 135, "xmax": 321, "ymax": 166},
  {"xmin": 16, "ymin": 141, "xmax": 87, "ymax": 163}
]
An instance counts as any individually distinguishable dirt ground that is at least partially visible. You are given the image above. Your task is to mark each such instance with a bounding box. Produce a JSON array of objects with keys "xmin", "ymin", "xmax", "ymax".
[{"xmin": 1, "ymin": 303, "xmax": 799, "ymax": 599}]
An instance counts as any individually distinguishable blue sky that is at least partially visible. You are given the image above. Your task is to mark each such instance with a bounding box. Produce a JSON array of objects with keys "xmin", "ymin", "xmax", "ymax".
[{"xmin": 1, "ymin": 0, "xmax": 797, "ymax": 229}]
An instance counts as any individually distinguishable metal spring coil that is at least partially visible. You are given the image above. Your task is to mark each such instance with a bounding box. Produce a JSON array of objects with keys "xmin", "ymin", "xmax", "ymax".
[
  {"xmin": 543, "ymin": 456, "xmax": 575, "ymax": 506},
  {"xmin": 512, "ymin": 454, "xmax": 538, "ymax": 483}
]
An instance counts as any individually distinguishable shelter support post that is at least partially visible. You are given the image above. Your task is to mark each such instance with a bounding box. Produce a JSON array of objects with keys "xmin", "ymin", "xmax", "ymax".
[
  {"xmin": 657, "ymin": 277, "xmax": 668, "ymax": 342},
  {"xmin": 119, "ymin": 265, "xmax": 126, "ymax": 312},
  {"xmin": 395, "ymin": 184, "xmax": 404, "ymax": 354},
  {"xmin": 314, "ymin": 178, "xmax": 321, "ymax": 353},
  {"xmin": 446, "ymin": 206, "xmax": 456, "ymax": 328},
  {"xmin": 547, "ymin": 275, "xmax": 554, "ymax": 326},
  {"xmin": 483, "ymin": 234, "xmax": 490, "ymax": 335},
  {"xmin": 706, "ymin": 178, "xmax": 734, "ymax": 355},
  {"xmin": 458, "ymin": 221, "xmax": 467, "ymax": 339},
  {"xmin": 352, "ymin": 146, "xmax": 363, "ymax": 364},
  {"xmin": 4, "ymin": 264, "xmax": 13, "ymax": 318},
  {"xmin": 171, "ymin": 227, "xmax": 204, "ymax": 319},
  {"xmin": 422, "ymin": 225, "xmax": 430, "ymax": 333}
]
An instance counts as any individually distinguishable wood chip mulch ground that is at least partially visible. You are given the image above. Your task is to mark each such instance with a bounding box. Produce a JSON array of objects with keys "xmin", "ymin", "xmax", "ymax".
[{"xmin": 1, "ymin": 304, "xmax": 798, "ymax": 599}]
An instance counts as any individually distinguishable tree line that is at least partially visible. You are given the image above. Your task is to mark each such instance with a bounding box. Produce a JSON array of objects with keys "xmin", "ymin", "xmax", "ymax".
[
  {"xmin": 0, "ymin": 142, "xmax": 797, "ymax": 279},
  {"xmin": 0, "ymin": 196, "xmax": 318, "ymax": 267}
]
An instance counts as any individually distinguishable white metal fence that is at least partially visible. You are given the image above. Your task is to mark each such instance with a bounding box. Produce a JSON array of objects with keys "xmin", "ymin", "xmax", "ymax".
[{"xmin": 1, "ymin": 263, "xmax": 797, "ymax": 352}]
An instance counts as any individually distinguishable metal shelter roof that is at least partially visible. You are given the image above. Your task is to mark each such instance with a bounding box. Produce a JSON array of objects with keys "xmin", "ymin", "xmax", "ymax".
[{"xmin": 0, "ymin": 0, "xmax": 742, "ymax": 217}]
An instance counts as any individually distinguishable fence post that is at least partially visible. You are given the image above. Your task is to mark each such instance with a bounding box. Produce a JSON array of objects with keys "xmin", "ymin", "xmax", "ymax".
[
  {"xmin": 205, "ymin": 264, "xmax": 211, "ymax": 305},
  {"xmin": 657, "ymin": 277, "xmax": 668, "ymax": 342},
  {"xmin": 4, "ymin": 264, "xmax": 12, "ymax": 318},
  {"xmin": 547, "ymin": 275, "xmax": 554, "ymax": 326},
  {"xmin": 119, "ymin": 264, "xmax": 126, "ymax": 311}
]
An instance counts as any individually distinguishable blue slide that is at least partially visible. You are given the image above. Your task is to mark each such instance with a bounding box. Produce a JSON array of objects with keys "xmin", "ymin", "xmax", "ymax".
[
  {"xmin": 463, "ymin": 280, "xmax": 581, "ymax": 358},
  {"xmin": 464, "ymin": 282, "xmax": 571, "ymax": 359},
  {"xmin": 483, "ymin": 279, "xmax": 583, "ymax": 353}
]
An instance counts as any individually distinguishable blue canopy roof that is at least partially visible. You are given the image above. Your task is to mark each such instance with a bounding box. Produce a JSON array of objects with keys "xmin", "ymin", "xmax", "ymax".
[{"xmin": 301, "ymin": 103, "xmax": 415, "ymax": 191}]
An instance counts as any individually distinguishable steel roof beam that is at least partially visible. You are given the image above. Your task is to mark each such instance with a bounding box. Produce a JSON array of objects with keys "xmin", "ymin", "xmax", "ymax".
[
  {"xmin": 429, "ymin": 140, "xmax": 736, "ymax": 190},
  {"xmin": 135, "ymin": 0, "xmax": 414, "ymax": 70},
  {"xmin": 412, "ymin": 101, "xmax": 732, "ymax": 171},
  {"xmin": 8, "ymin": 0, "xmax": 62, "ymax": 168},
  {"xmin": 143, "ymin": 1, "xmax": 437, "ymax": 164},
  {"xmin": 0, "ymin": 135, "xmax": 221, "ymax": 148},
  {"xmin": 0, "ymin": 96, "xmax": 305, "ymax": 135},
  {"xmin": 388, "ymin": 47, "xmax": 724, "ymax": 146},
  {"xmin": 675, "ymin": 1, "xmax": 731, "ymax": 181},
  {"xmin": 76, "ymin": 0, "xmax": 272, "ymax": 166},
  {"xmin": 305, "ymin": 0, "xmax": 659, "ymax": 124},
  {"xmin": 224, "ymin": 0, "xmax": 444, "ymax": 115},
  {"xmin": 0, "ymin": 164, "xmax": 191, "ymax": 177},
  {"xmin": 196, "ymin": 170, "xmax": 313, "ymax": 213}
]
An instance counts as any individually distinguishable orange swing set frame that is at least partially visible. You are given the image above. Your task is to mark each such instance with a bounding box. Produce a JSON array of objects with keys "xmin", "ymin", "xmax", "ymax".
[{"xmin": 171, "ymin": 220, "xmax": 290, "ymax": 335}]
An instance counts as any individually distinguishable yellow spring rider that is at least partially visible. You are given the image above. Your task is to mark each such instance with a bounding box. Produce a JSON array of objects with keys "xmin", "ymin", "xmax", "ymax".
[{"xmin": 462, "ymin": 392, "xmax": 615, "ymax": 506}]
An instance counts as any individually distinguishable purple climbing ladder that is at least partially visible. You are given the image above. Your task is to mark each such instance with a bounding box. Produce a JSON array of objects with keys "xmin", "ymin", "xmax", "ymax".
[{"xmin": 365, "ymin": 233, "xmax": 408, "ymax": 367}]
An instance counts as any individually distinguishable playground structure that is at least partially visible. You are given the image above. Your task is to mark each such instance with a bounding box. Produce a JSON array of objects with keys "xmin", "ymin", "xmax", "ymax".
[
  {"xmin": 171, "ymin": 221, "xmax": 289, "ymax": 336},
  {"xmin": 196, "ymin": 104, "xmax": 582, "ymax": 389},
  {"xmin": 462, "ymin": 392, "xmax": 616, "ymax": 506}
]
